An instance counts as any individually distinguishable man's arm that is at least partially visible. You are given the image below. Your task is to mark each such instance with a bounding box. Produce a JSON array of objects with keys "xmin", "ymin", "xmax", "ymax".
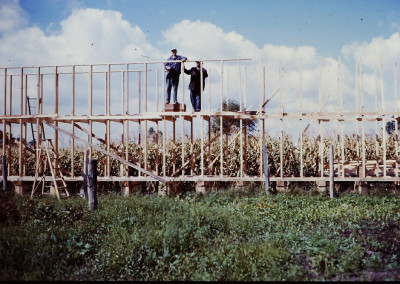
[
  {"xmin": 165, "ymin": 61, "xmax": 172, "ymax": 71},
  {"xmin": 178, "ymin": 55, "xmax": 187, "ymax": 62},
  {"xmin": 203, "ymin": 68, "xmax": 208, "ymax": 78}
]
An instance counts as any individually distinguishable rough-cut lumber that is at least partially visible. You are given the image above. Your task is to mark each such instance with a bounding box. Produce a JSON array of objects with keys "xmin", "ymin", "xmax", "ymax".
[{"xmin": 164, "ymin": 103, "xmax": 186, "ymax": 112}]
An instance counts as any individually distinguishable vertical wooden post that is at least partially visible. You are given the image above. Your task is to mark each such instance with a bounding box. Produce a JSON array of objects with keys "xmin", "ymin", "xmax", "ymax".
[
  {"xmin": 54, "ymin": 66, "xmax": 59, "ymax": 172},
  {"xmin": 220, "ymin": 60, "xmax": 224, "ymax": 177},
  {"xmin": 125, "ymin": 65, "xmax": 130, "ymax": 176},
  {"xmin": 182, "ymin": 117, "xmax": 185, "ymax": 176},
  {"xmin": 394, "ymin": 63, "xmax": 399, "ymax": 178},
  {"xmin": 355, "ymin": 63, "xmax": 360, "ymax": 172},
  {"xmin": 173, "ymin": 119, "xmax": 176, "ymax": 174},
  {"xmin": 318, "ymin": 58, "xmax": 323, "ymax": 177},
  {"xmin": 71, "ymin": 65, "xmax": 75, "ymax": 177},
  {"xmin": 259, "ymin": 65, "xmax": 265, "ymax": 177},
  {"xmin": 374, "ymin": 66, "xmax": 380, "ymax": 175},
  {"xmin": 190, "ymin": 117, "xmax": 194, "ymax": 176},
  {"xmin": 201, "ymin": 118, "xmax": 204, "ymax": 177},
  {"xmin": 155, "ymin": 69, "xmax": 158, "ymax": 113},
  {"xmin": 89, "ymin": 65, "xmax": 93, "ymax": 159},
  {"xmin": 155, "ymin": 68, "xmax": 159, "ymax": 175},
  {"xmin": 220, "ymin": 116, "xmax": 223, "ymax": 177},
  {"xmin": 380, "ymin": 57, "xmax": 387, "ymax": 177},
  {"xmin": 144, "ymin": 64, "xmax": 148, "ymax": 173},
  {"xmin": 80, "ymin": 149, "xmax": 88, "ymax": 199},
  {"xmin": 263, "ymin": 145, "xmax": 269, "ymax": 195},
  {"xmin": 138, "ymin": 71, "xmax": 142, "ymax": 177},
  {"xmin": 2, "ymin": 155, "xmax": 7, "ymax": 191},
  {"xmin": 329, "ymin": 145, "xmax": 334, "ymax": 199},
  {"xmin": 208, "ymin": 69, "xmax": 211, "ymax": 112},
  {"xmin": 88, "ymin": 159, "xmax": 98, "ymax": 211},
  {"xmin": 19, "ymin": 68, "xmax": 23, "ymax": 177},
  {"xmin": 360, "ymin": 59, "xmax": 366, "ymax": 178},
  {"xmin": 207, "ymin": 117, "xmax": 211, "ymax": 174},
  {"xmin": 163, "ymin": 118, "xmax": 166, "ymax": 177},
  {"xmin": 2, "ymin": 68, "xmax": 6, "ymax": 157},
  {"xmin": 300, "ymin": 58, "xmax": 304, "ymax": 177},
  {"xmin": 8, "ymin": 76, "xmax": 12, "ymax": 176},
  {"xmin": 244, "ymin": 66, "xmax": 247, "ymax": 109},
  {"xmin": 106, "ymin": 65, "xmax": 111, "ymax": 177},
  {"xmin": 23, "ymin": 74, "xmax": 27, "ymax": 175},
  {"xmin": 19, "ymin": 118, "xmax": 22, "ymax": 176},
  {"xmin": 279, "ymin": 63, "xmax": 283, "ymax": 178}
]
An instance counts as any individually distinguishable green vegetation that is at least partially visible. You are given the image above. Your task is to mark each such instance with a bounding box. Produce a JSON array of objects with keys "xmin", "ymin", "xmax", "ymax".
[{"xmin": 1, "ymin": 188, "xmax": 400, "ymax": 281}]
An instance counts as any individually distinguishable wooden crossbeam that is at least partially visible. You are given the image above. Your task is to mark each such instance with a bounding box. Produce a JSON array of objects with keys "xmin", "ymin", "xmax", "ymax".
[{"xmin": 45, "ymin": 121, "xmax": 168, "ymax": 184}]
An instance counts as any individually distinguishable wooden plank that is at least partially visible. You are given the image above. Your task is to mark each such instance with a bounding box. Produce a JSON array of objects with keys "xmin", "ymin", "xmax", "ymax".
[{"xmin": 164, "ymin": 103, "xmax": 186, "ymax": 112}]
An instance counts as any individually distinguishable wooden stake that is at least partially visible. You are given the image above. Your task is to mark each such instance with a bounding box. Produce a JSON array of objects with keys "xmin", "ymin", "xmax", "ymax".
[
  {"xmin": 2, "ymin": 155, "xmax": 7, "ymax": 191},
  {"xmin": 263, "ymin": 145, "xmax": 269, "ymax": 195},
  {"xmin": 88, "ymin": 159, "xmax": 98, "ymax": 211}
]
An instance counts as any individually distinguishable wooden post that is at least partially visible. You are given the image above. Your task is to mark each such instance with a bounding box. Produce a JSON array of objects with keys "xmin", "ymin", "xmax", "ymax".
[
  {"xmin": 263, "ymin": 145, "xmax": 270, "ymax": 195},
  {"xmin": 80, "ymin": 149, "xmax": 88, "ymax": 199},
  {"xmin": 329, "ymin": 145, "xmax": 334, "ymax": 199},
  {"xmin": 2, "ymin": 155, "xmax": 7, "ymax": 191},
  {"xmin": 88, "ymin": 159, "xmax": 98, "ymax": 211}
]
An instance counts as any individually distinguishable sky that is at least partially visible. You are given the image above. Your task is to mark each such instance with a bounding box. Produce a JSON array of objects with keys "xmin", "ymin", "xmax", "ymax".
[
  {"xmin": 1, "ymin": 0, "xmax": 400, "ymax": 140},
  {"xmin": 1, "ymin": 0, "xmax": 399, "ymax": 64}
]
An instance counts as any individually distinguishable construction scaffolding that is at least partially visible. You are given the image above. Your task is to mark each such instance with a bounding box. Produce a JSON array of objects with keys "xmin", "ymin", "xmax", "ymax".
[{"xmin": 0, "ymin": 58, "xmax": 399, "ymax": 196}]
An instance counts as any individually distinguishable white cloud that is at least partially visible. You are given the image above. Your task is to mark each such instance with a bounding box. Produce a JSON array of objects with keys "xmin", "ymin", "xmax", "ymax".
[
  {"xmin": 160, "ymin": 20, "xmax": 260, "ymax": 60},
  {"xmin": 0, "ymin": 7, "xmax": 162, "ymax": 66},
  {"xmin": 341, "ymin": 33, "xmax": 400, "ymax": 71},
  {"xmin": 0, "ymin": 0, "xmax": 28, "ymax": 34}
]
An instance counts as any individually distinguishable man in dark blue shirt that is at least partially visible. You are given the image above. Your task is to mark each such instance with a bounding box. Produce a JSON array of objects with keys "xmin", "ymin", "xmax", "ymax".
[
  {"xmin": 165, "ymin": 49, "xmax": 187, "ymax": 104},
  {"xmin": 184, "ymin": 61, "xmax": 208, "ymax": 112}
]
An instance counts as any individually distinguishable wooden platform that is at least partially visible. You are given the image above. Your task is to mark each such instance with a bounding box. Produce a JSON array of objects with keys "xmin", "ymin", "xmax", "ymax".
[{"xmin": 164, "ymin": 103, "xmax": 186, "ymax": 112}]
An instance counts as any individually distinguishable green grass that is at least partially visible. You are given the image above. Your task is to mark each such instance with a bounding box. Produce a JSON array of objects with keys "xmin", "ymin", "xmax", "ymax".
[{"xmin": 0, "ymin": 188, "xmax": 400, "ymax": 281}]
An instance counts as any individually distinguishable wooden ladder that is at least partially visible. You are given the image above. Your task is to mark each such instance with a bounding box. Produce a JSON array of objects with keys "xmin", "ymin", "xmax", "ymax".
[{"xmin": 31, "ymin": 139, "xmax": 69, "ymax": 200}]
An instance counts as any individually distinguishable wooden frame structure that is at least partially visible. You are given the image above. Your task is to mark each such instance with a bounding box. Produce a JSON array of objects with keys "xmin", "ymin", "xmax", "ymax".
[{"xmin": 1, "ymin": 58, "xmax": 399, "ymax": 195}]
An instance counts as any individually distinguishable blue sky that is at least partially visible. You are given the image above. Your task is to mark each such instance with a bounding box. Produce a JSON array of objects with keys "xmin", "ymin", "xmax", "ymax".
[{"xmin": 15, "ymin": 0, "xmax": 400, "ymax": 59}]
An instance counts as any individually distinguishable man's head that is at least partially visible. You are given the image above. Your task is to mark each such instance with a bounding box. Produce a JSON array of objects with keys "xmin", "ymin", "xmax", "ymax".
[
  {"xmin": 171, "ymin": 49, "xmax": 177, "ymax": 56},
  {"xmin": 196, "ymin": 61, "xmax": 201, "ymax": 68}
]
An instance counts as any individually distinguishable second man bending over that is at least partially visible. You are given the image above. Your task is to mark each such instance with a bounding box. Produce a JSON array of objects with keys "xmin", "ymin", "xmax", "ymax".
[
  {"xmin": 184, "ymin": 61, "xmax": 208, "ymax": 112},
  {"xmin": 165, "ymin": 48, "xmax": 187, "ymax": 104}
]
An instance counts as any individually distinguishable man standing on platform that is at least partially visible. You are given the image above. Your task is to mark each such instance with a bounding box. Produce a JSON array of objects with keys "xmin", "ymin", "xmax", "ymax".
[
  {"xmin": 184, "ymin": 61, "xmax": 208, "ymax": 112},
  {"xmin": 165, "ymin": 49, "xmax": 187, "ymax": 104}
]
